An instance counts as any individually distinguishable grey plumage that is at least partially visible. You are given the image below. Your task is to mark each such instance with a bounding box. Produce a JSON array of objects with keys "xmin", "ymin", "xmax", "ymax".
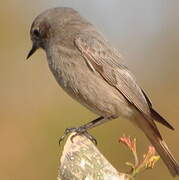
[{"xmin": 27, "ymin": 7, "xmax": 179, "ymax": 176}]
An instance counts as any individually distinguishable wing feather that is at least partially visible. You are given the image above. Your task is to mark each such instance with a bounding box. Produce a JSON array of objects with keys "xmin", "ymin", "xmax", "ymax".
[
  {"xmin": 75, "ymin": 33, "xmax": 150, "ymax": 115},
  {"xmin": 75, "ymin": 33, "xmax": 174, "ymax": 132}
]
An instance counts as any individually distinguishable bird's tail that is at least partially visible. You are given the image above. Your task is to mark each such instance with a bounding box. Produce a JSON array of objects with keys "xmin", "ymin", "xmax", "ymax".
[{"xmin": 134, "ymin": 111, "xmax": 179, "ymax": 177}]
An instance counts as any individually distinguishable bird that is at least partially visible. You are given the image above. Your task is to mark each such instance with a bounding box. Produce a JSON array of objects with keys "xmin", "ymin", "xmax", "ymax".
[{"xmin": 27, "ymin": 7, "xmax": 179, "ymax": 176}]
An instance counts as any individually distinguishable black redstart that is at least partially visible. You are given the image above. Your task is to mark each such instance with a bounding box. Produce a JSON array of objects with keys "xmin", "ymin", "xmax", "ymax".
[{"xmin": 27, "ymin": 7, "xmax": 179, "ymax": 176}]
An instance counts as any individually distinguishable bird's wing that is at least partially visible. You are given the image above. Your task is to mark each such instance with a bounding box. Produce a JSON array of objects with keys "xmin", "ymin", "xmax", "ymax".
[
  {"xmin": 74, "ymin": 33, "xmax": 150, "ymax": 115},
  {"xmin": 75, "ymin": 33, "xmax": 174, "ymax": 132},
  {"xmin": 74, "ymin": 33, "xmax": 166, "ymax": 138}
]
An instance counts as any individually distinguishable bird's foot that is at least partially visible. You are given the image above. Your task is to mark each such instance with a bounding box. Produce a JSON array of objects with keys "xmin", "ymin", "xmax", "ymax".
[{"xmin": 59, "ymin": 127, "xmax": 97, "ymax": 145}]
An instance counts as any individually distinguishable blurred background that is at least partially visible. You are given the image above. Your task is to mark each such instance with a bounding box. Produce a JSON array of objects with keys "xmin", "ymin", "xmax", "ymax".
[{"xmin": 0, "ymin": 0, "xmax": 179, "ymax": 179}]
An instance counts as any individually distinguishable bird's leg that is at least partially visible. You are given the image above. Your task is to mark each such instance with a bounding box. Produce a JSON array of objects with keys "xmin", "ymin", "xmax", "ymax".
[{"xmin": 59, "ymin": 116, "xmax": 112, "ymax": 145}]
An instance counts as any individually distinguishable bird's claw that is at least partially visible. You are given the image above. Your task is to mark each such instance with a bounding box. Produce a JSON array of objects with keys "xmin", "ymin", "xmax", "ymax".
[
  {"xmin": 59, "ymin": 127, "xmax": 97, "ymax": 145},
  {"xmin": 59, "ymin": 127, "xmax": 76, "ymax": 144}
]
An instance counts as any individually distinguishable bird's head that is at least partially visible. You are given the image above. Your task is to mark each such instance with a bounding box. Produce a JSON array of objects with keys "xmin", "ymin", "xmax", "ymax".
[{"xmin": 27, "ymin": 7, "xmax": 83, "ymax": 59}]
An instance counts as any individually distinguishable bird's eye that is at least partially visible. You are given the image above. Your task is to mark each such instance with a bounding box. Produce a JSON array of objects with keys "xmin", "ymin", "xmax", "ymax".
[{"xmin": 33, "ymin": 29, "xmax": 41, "ymax": 38}]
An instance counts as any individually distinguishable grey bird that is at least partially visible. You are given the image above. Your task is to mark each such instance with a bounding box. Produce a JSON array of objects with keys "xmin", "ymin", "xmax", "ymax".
[{"xmin": 27, "ymin": 7, "xmax": 179, "ymax": 176}]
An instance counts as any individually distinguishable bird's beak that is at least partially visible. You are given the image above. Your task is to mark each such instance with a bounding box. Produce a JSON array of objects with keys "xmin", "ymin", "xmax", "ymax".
[{"xmin": 26, "ymin": 43, "xmax": 38, "ymax": 59}]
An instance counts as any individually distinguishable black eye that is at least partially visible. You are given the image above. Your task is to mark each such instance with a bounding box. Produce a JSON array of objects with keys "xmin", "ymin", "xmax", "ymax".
[{"xmin": 33, "ymin": 29, "xmax": 41, "ymax": 38}]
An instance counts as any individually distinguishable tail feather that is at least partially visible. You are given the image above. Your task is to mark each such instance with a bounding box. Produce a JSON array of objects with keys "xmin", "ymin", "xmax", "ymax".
[
  {"xmin": 147, "ymin": 133, "xmax": 179, "ymax": 176},
  {"xmin": 134, "ymin": 112, "xmax": 179, "ymax": 177},
  {"xmin": 151, "ymin": 108, "xmax": 174, "ymax": 130},
  {"xmin": 141, "ymin": 89, "xmax": 174, "ymax": 130}
]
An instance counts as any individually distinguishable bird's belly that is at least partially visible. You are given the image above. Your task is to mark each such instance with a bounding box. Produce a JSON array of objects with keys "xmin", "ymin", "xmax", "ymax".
[{"xmin": 49, "ymin": 60, "xmax": 133, "ymax": 119}]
